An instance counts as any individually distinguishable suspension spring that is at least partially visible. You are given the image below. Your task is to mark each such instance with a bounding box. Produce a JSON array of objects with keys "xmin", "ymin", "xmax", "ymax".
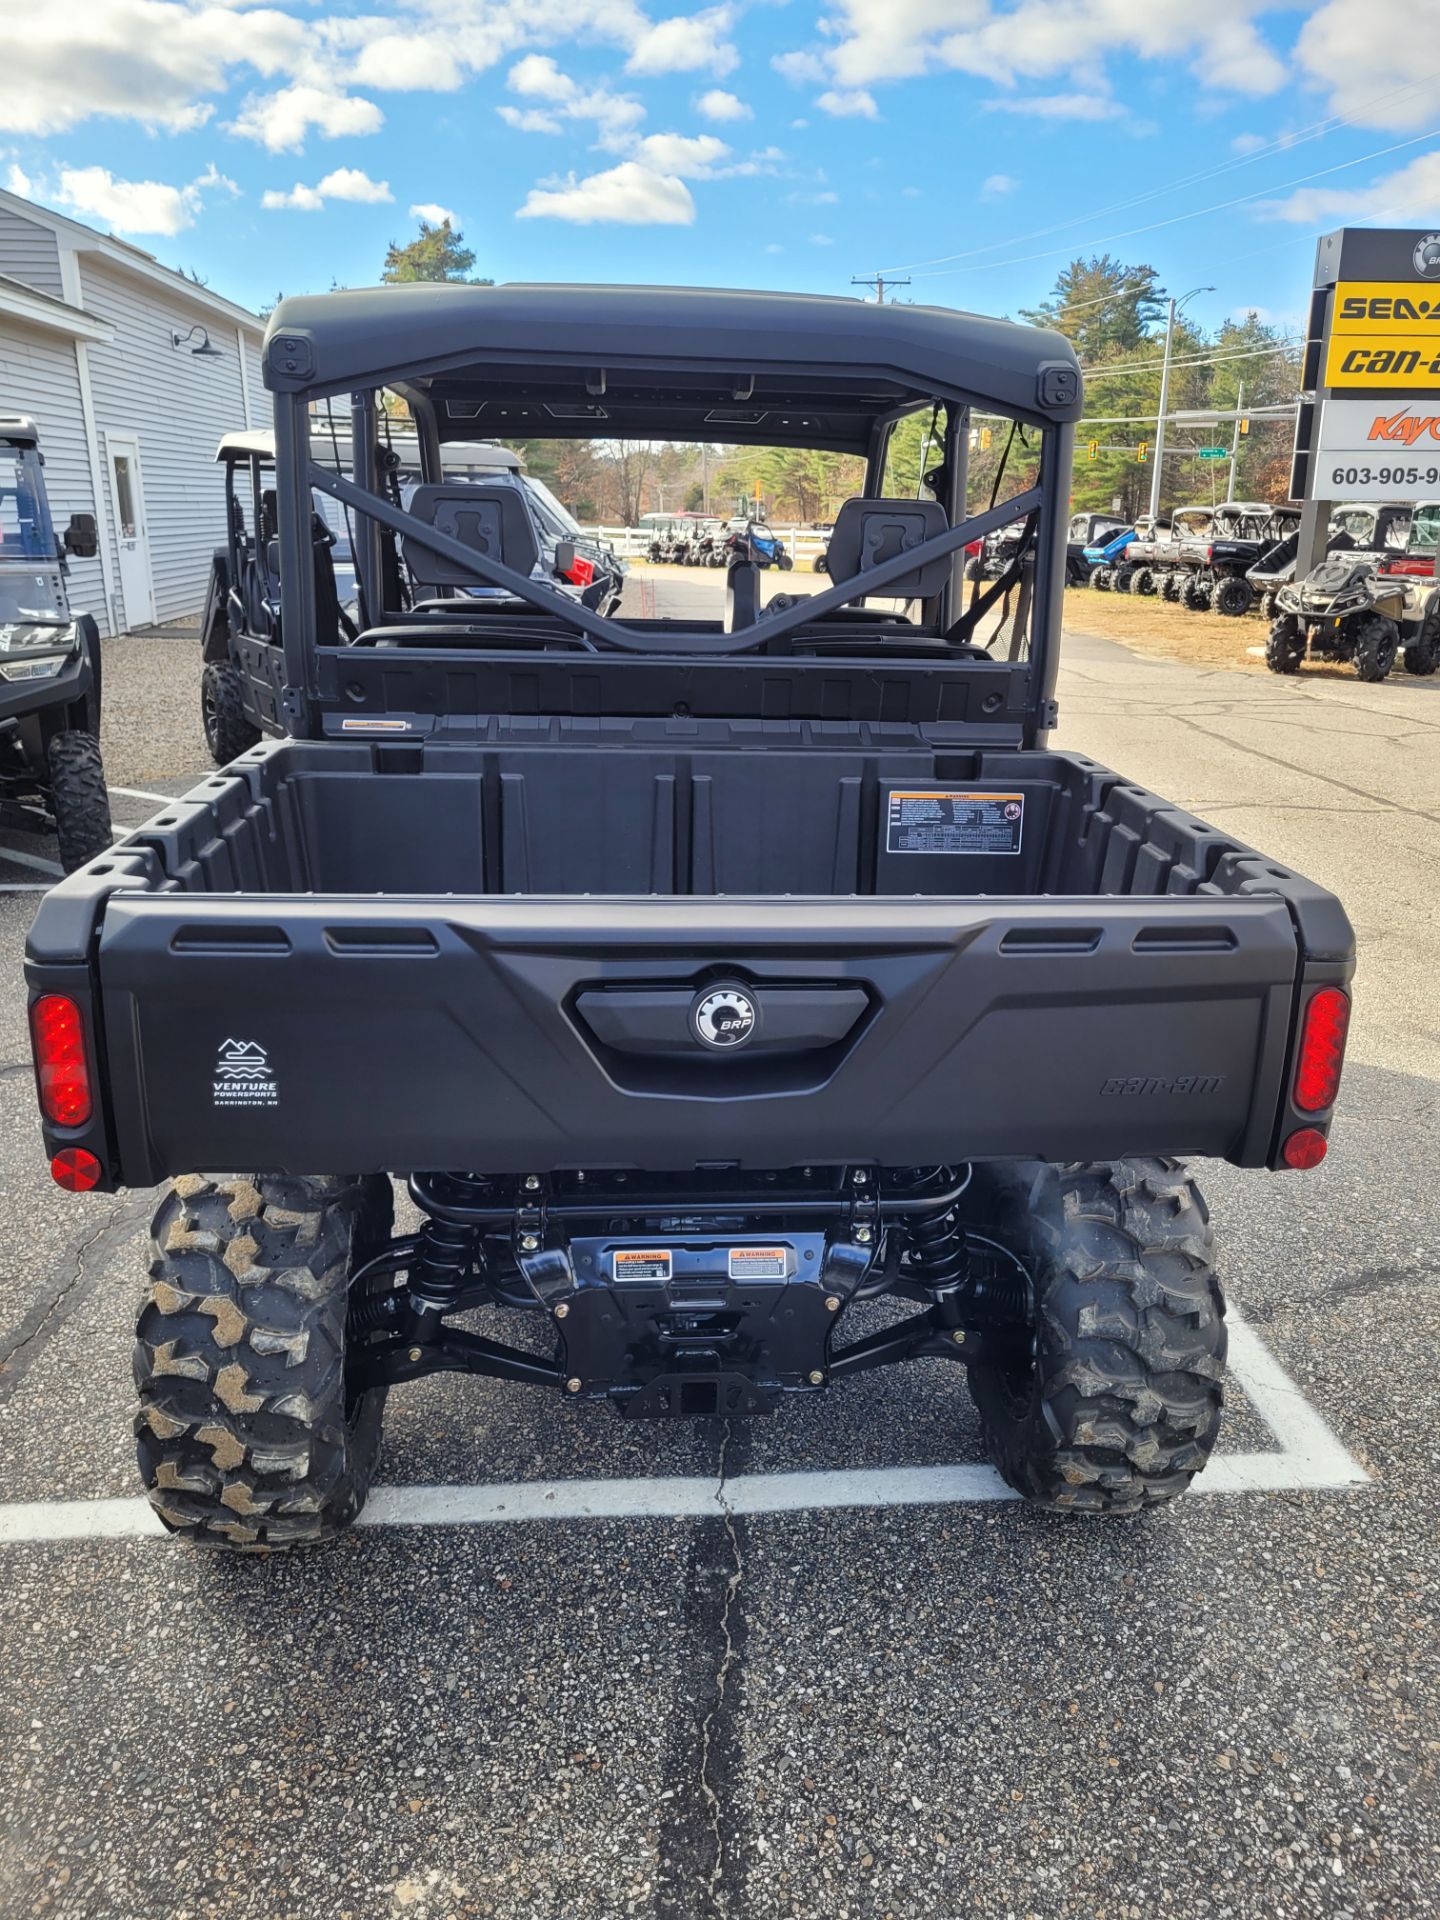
[
  {"xmin": 904, "ymin": 1174, "xmax": 967, "ymax": 1288},
  {"xmin": 408, "ymin": 1217, "xmax": 476, "ymax": 1316}
]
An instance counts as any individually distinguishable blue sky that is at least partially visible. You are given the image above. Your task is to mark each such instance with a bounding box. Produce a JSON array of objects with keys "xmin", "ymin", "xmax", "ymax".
[{"xmin": 4, "ymin": 0, "xmax": 1438, "ymax": 341}]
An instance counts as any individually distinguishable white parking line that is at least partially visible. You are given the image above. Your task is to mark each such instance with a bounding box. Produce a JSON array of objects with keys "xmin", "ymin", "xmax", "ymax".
[
  {"xmin": 107, "ymin": 786, "xmax": 176, "ymax": 807},
  {"xmin": 0, "ymin": 1315, "xmax": 1369, "ymax": 1546},
  {"xmin": 0, "ymin": 846, "xmax": 62, "ymax": 877}
]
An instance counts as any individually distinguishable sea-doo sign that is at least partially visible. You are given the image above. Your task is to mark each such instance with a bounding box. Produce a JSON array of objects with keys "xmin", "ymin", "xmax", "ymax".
[{"xmin": 1312, "ymin": 397, "xmax": 1440, "ymax": 500}]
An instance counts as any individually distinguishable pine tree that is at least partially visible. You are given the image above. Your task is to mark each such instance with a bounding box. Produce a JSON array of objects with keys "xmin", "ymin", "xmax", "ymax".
[{"xmin": 381, "ymin": 219, "xmax": 490, "ymax": 284}]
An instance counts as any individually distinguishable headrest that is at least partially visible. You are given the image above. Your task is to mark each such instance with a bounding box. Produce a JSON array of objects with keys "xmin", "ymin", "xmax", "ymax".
[
  {"xmin": 824, "ymin": 497, "xmax": 950, "ymax": 599},
  {"xmin": 401, "ymin": 483, "xmax": 539, "ymax": 589}
]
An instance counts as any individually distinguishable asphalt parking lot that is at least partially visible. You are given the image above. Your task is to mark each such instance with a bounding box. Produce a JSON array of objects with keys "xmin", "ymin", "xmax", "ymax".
[{"xmin": 1, "ymin": 602, "xmax": 1438, "ymax": 1919}]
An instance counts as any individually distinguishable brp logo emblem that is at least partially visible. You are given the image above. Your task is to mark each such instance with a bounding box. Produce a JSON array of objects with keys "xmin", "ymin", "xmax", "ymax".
[
  {"xmin": 1414, "ymin": 234, "xmax": 1440, "ymax": 280},
  {"xmin": 691, "ymin": 985, "xmax": 758, "ymax": 1051}
]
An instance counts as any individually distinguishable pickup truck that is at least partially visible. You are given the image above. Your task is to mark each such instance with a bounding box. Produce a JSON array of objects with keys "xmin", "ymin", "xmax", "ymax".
[{"xmin": 26, "ymin": 286, "xmax": 1355, "ymax": 1550}]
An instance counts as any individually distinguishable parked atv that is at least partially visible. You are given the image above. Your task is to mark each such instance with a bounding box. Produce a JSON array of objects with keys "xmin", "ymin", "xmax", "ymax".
[
  {"xmin": 1082, "ymin": 524, "xmax": 1139, "ymax": 592},
  {"xmin": 0, "ymin": 415, "xmax": 113, "ymax": 872},
  {"xmin": 727, "ymin": 520, "xmax": 793, "ymax": 570},
  {"xmin": 1268, "ymin": 554, "xmax": 1415, "ymax": 680},
  {"xmin": 1065, "ymin": 512, "xmax": 1129, "ymax": 587},
  {"xmin": 1204, "ymin": 503, "xmax": 1301, "ymax": 617}
]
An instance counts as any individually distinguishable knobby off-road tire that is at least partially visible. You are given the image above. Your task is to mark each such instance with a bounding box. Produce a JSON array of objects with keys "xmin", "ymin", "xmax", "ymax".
[
  {"xmin": 201, "ymin": 661, "xmax": 262, "ymax": 766},
  {"xmin": 1351, "ymin": 614, "xmax": 1398, "ymax": 682},
  {"xmin": 1403, "ymin": 607, "xmax": 1440, "ymax": 676},
  {"xmin": 1131, "ymin": 566, "xmax": 1156, "ymax": 596},
  {"xmin": 47, "ymin": 728, "xmax": 112, "ymax": 872},
  {"xmin": 1092, "ymin": 566, "xmax": 1112, "ymax": 592},
  {"xmin": 1183, "ymin": 576, "xmax": 1212, "ymax": 612},
  {"xmin": 1161, "ymin": 571, "xmax": 1183, "ymax": 603},
  {"xmin": 1266, "ymin": 616, "xmax": 1305, "ymax": 674},
  {"xmin": 967, "ymin": 1158, "xmax": 1226, "ymax": 1513},
  {"xmin": 1111, "ymin": 563, "xmax": 1136, "ymax": 594},
  {"xmin": 135, "ymin": 1173, "xmax": 394, "ymax": 1549},
  {"xmin": 1211, "ymin": 576, "xmax": 1254, "ymax": 617}
]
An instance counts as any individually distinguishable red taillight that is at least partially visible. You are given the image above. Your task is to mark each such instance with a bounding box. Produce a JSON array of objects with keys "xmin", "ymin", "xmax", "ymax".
[
  {"xmin": 30, "ymin": 993, "xmax": 92, "ymax": 1128},
  {"xmin": 50, "ymin": 1147, "xmax": 102, "ymax": 1191},
  {"xmin": 563, "ymin": 555, "xmax": 596, "ymax": 588},
  {"xmin": 1282, "ymin": 1127, "xmax": 1328, "ymax": 1170},
  {"xmin": 1294, "ymin": 986, "xmax": 1350, "ymax": 1113}
]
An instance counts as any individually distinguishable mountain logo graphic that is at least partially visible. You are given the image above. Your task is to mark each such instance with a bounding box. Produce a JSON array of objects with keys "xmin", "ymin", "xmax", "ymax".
[{"xmin": 216, "ymin": 1039, "xmax": 272, "ymax": 1081}]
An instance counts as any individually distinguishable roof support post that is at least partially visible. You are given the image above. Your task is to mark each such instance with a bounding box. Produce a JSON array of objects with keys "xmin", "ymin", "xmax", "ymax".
[
  {"xmin": 1027, "ymin": 421, "xmax": 1072, "ymax": 745},
  {"xmin": 274, "ymin": 390, "xmax": 317, "ymax": 733},
  {"xmin": 350, "ymin": 388, "xmax": 383, "ymax": 631}
]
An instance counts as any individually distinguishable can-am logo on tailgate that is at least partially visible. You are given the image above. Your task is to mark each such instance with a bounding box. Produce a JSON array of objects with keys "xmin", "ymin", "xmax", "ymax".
[
  {"xmin": 1101, "ymin": 1074, "xmax": 1224, "ymax": 1097},
  {"xmin": 691, "ymin": 986, "xmax": 758, "ymax": 1051},
  {"xmin": 214, "ymin": 1038, "xmax": 278, "ymax": 1106}
]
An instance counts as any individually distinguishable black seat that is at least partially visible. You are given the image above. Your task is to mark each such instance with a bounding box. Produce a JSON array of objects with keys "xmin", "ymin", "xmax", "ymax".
[
  {"xmin": 823, "ymin": 496, "xmax": 950, "ymax": 600},
  {"xmin": 401, "ymin": 483, "xmax": 539, "ymax": 593}
]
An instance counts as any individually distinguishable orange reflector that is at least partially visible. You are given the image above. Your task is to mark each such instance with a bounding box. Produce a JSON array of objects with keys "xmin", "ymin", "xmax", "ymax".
[
  {"xmin": 1281, "ymin": 1127, "xmax": 1328, "ymax": 1171},
  {"xmin": 51, "ymin": 1147, "xmax": 102, "ymax": 1191},
  {"xmin": 30, "ymin": 993, "xmax": 92, "ymax": 1127},
  {"xmin": 1294, "ymin": 987, "xmax": 1350, "ymax": 1113}
]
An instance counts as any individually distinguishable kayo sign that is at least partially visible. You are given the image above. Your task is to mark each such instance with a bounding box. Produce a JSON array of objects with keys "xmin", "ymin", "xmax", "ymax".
[{"xmin": 1312, "ymin": 397, "xmax": 1440, "ymax": 501}]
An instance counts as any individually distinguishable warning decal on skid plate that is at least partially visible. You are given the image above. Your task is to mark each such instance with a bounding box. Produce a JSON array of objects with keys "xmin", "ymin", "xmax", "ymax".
[
  {"xmin": 728, "ymin": 1247, "xmax": 789, "ymax": 1280},
  {"xmin": 214, "ymin": 1038, "xmax": 278, "ymax": 1107},
  {"xmin": 613, "ymin": 1249, "xmax": 673, "ymax": 1281},
  {"xmin": 886, "ymin": 790, "xmax": 1024, "ymax": 856}
]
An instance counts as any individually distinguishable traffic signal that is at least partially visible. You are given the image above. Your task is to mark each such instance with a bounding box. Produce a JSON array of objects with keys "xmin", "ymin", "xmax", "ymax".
[
  {"xmin": 1088, "ymin": 439, "xmax": 1098, "ymax": 461},
  {"xmin": 1137, "ymin": 442, "xmax": 1149, "ymax": 463},
  {"xmin": 980, "ymin": 428, "xmax": 993, "ymax": 451},
  {"xmin": 1239, "ymin": 416, "xmax": 1250, "ymax": 437}
]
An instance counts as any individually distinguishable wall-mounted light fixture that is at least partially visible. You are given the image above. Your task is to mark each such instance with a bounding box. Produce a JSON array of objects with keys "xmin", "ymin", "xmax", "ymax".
[{"xmin": 171, "ymin": 324, "xmax": 223, "ymax": 359}]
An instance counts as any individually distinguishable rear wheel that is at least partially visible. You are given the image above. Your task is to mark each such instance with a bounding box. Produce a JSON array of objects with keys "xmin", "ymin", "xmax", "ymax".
[
  {"xmin": 1093, "ymin": 566, "xmax": 1112, "ymax": 592},
  {"xmin": 134, "ymin": 1173, "xmax": 394, "ymax": 1549},
  {"xmin": 1161, "ymin": 571, "xmax": 1183, "ymax": 602},
  {"xmin": 1266, "ymin": 615, "xmax": 1305, "ymax": 673},
  {"xmin": 967, "ymin": 1159, "xmax": 1225, "ymax": 1513},
  {"xmin": 201, "ymin": 662, "xmax": 262, "ymax": 766},
  {"xmin": 1111, "ymin": 563, "xmax": 1136, "ymax": 594},
  {"xmin": 1131, "ymin": 566, "xmax": 1156, "ymax": 596},
  {"xmin": 1183, "ymin": 576, "xmax": 1211, "ymax": 611},
  {"xmin": 1351, "ymin": 614, "xmax": 1398, "ymax": 682},
  {"xmin": 1402, "ymin": 606, "xmax": 1440, "ymax": 675},
  {"xmin": 47, "ymin": 728, "xmax": 112, "ymax": 872},
  {"xmin": 1258, "ymin": 588, "xmax": 1279, "ymax": 623},
  {"xmin": 1211, "ymin": 576, "xmax": 1254, "ymax": 617}
]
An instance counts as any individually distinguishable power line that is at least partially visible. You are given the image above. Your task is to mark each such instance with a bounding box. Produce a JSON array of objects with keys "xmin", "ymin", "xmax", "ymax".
[
  {"xmin": 892, "ymin": 123, "xmax": 1440, "ymax": 283},
  {"xmin": 851, "ymin": 273, "xmax": 910, "ymax": 303},
  {"xmin": 879, "ymin": 67, "xmax": 1440, "ymax": 277},
  {"xmin": 1081, "ymin": 339, "xmax": 1305, "ymax": 379}
]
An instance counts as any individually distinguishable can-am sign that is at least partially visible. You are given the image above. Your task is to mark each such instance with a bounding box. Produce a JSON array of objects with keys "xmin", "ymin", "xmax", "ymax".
[
  {"xmin": 1323, "ymin": 283, "xmax": 1440, "ymax": 389},
  {"xmin": 1313, "ymin": 397, "xmax": 1440, "ymax": 500}
]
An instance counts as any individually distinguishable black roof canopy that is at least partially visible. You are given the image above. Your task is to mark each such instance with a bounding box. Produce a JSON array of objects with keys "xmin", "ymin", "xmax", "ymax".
[{"xmin": 264, "ymin": 283, "xmax": 1083, "ymax": 447}]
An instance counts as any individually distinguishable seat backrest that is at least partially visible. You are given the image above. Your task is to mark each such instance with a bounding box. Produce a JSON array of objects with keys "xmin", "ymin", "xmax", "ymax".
[
  {"xmin": 824, "ymin": 497, "xmax": 950, "ymax": 599},
  {"xmin": 401, "ymin": 483, "xmax": 539, "ymax": 590}
]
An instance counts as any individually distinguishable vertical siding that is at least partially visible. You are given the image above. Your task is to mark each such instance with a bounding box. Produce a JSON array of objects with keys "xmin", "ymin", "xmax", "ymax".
[
  {"xmin": 245, "ymin": 337, "xmax": 265, "ymax": 430},
  {"xmin": 78, "ymin": 257, "xmax": 262, "ymax": 625},
  {"xmin": 0, "ymin": 319, "xmax": 108, "ymax": 632},
  {"xmin": 0, "ymin": 210, "xmax": 65, "ymax": 299}
]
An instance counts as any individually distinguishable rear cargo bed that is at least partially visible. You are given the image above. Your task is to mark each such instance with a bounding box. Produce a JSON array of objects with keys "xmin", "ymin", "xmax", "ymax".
[{"xmin": 28, "ymin": 729, "xmax": 1353, "ymax": 1186}]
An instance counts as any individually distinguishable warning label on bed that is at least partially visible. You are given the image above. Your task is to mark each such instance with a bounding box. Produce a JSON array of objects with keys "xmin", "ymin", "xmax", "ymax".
[
  {"xmin": 728, "ymin": 1246, "xmax": 789, "ymax": 1281},
  {"xmin": 612, "ymin": 1248, "xmax": 672, "ymax": 1281},
  {"xmin": 885, "ymin": 790, "xmax": 1025, "ymax": 856}
]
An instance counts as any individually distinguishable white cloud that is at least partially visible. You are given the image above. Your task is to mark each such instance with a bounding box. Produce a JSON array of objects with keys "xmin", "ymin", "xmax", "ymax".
[
  {"xmin": 230, "ymin": 84, "xmax": 383, "ymax": 153},
  {"xmin": 501, "ymin": 56, "xmax": 645, "ymax": 145},
  {"xmin": 350, "ymin": 33, "xmax": 464, "ymax": 93},
  {"xmin": 982, "ymin": 172, "xmax": 1018, "ymax": 196},
  {"xmin": 6, "ymin": 163, "xmax": 34, "ymax": 198},
  {"xmin": 262, "ymin": 166, "xmax": 392, "ymax": 211},
  {"xmin": 1231, "ymin": 130, "xmax": 1267, "ymax": 154},
  {"xmin": 629, "ymin": 132, "xmax": 731, "ymax": 175},
  {"xmin": 817, "ymin": 88, "xmax": 878, "ymax": 118},
  {"xmin": 627, "ymin": 8, "xmax": 738, "ymax": 76},
  {"xmin": 787, "ymin": 188, "xmax": 839, "ymax": 205},
  {"xmin": 1298, "ymin": 0, "xmax": 1440, "ymax": 130},
  {"xmin": 56, "ymin": 160, "xmax": 237, "ymax": 237},
  {"xmin": 772, "ymin": 50, "xmax": 828, "ymax": 84},
  {"xmin": 696, "ymin": 88, "xmax": 751, "ymax": 121},
  {"xmin": 518, "ymin": 161, "xmax": 696, "ymax": 225},
  {"xmin": 1256, "ymin": 149, "xmax": 1440, "ymax": 226},
  {"xmin": 810, "ymin": 232, "xmax": 835, "ymax": 246},
  {"xmin": 984, "ymin": 91, "xmax": 1122, "ymax": 119},
  {"xmin": 410, "ymin": 201, "xmax": 459, "ymax": 226}
]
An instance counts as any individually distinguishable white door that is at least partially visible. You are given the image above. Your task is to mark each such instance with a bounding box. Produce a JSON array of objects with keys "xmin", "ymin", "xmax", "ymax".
[{"xmin": 106, "ymin": 433, "xmax": 155, "ymax": 629}]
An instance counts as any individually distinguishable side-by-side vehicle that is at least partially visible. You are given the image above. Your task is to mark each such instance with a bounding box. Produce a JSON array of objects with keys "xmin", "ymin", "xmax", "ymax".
[{"xmin": 26, "ymin": 286, "xmax": 1353, "ymax": 1549}]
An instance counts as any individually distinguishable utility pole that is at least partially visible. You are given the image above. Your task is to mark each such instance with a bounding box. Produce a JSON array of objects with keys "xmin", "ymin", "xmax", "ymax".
[
  {"xmin": 852, "ymin": 274, "xmax": 910, "ymax": 305},
  {"xmin": 1148, "ymin": 284, "xmax": 1213, "ymax": 523},
  {"xmin": 1226, "ymin": 381, "xmax": 1244, "ymax": 504}
]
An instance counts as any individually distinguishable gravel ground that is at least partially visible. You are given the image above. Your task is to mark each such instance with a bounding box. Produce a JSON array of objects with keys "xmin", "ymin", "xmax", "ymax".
[{"xmin": 0, "ymin": 617, "xmax": 1436, "ymax": 1920}]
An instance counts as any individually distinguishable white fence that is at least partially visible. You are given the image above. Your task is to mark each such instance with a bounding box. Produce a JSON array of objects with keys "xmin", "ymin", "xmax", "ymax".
[{"xmin": 578, "ymin": 524, "xmax": 829, "ymax": 565}]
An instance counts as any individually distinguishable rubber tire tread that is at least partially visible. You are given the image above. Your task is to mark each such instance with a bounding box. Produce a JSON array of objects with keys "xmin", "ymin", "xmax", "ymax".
[
  {"xmin": 1351, "ymin": 614, "xmax": 1397, "ymax": 682},
  {"xmin": 1211, "ymin": 576, "xmax": 1254, "ymax": 617},
  {"xmin": 1266, "ymin": 617, "xmax": 1304, "ymax": 674},
  {"xmin": 967, "ymin": 1158, "xmax": 1226, "ymax": 1514},
  {"xmin": 47, "ymin": 729, "xmax": 113, "ymax": 873},
  {"xmin": 134, "ymin": 1173, "xmax": 393, "ymax": 1549},
  {"xmin": 202, "ymin": 662, "xmax": 262, "ymax": 766}
]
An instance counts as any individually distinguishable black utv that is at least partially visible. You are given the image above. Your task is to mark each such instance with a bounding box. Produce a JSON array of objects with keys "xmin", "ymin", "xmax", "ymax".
[
  {"xmin": 0, "ymin": 416, "xmax": 112, "ymax": 871},
  {"xmin": 26, "ymin": 286, "xmax": 1354, "ymax": 1549}
]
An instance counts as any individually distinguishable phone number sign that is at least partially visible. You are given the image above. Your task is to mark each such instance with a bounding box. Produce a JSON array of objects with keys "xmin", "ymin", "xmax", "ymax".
[
  {"xmin": 1313, "ymin": 396, "xmax": 1440, "ymax": 501},
  {"xmin": 1324, "ymin": 282, "xmax": 1440, "ymax": 390}
]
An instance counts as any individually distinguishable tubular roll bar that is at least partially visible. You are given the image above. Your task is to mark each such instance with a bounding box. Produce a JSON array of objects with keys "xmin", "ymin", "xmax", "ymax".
[{"xmin": 308, "ymin": 459, "xmax": 1043, "ymax": 657}]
